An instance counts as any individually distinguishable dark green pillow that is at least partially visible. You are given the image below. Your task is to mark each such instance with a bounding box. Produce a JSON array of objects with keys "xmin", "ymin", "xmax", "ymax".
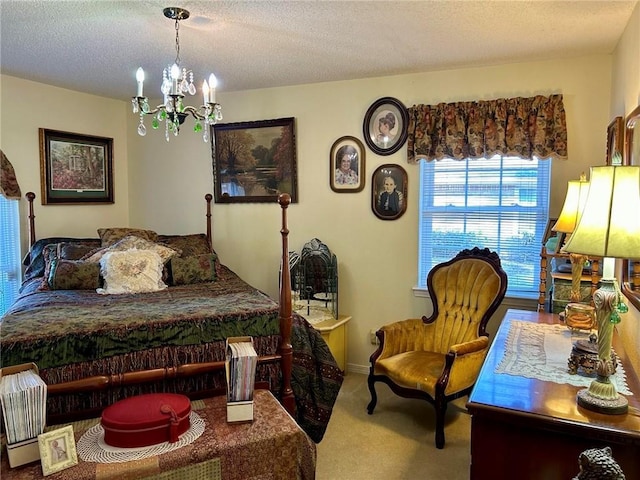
[
  {"xmin": 170, "ymin": 253, "xmax": 218, "ymax": 286},
  {"xmin": 48, "ymin": 258, "xmax": 101, "ymax": 290}
]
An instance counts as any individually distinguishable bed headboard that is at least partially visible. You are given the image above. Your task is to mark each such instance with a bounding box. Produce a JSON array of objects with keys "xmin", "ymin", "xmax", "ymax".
[{"xmin": 24, "ymin": 192, "xmax": 215, "ymax": 250}]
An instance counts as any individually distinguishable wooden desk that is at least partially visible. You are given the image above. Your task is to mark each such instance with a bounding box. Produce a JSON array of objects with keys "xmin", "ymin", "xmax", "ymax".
[
  {"xmin": 1, "ymin": 390, "xmax": 316, "ymax": 480},
  {"xmin": 467, "ymin": 309, "xmax": 640, "ymax": 480}
]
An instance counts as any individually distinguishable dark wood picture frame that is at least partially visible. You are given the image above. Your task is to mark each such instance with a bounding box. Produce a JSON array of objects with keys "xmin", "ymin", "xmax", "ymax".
[
  {"xmin": 606, "ymin": 116, "xmax": 625, "ymax": 165},
  {"xmin": 543, "ymin": 217, "xmax": 561, "ymax": 252},
  {"xmin": 622, "ymin": 104, "xmax": 640, "ymax": 310},
  {"xmin": 371, "ymin": 164, "xmax": 408, "ymax": 220},
  {"xmin": 363, "ymin": 97, "xmax": 409, "ymax": 156},
  {"xmin": 330, "ymin": 136, "xmax": 365, "ymax": 193},
  {"xmin": 39, "ymin": 129, "xmax": 114, "ymax": 205},
  {"xmin": 212, "ymin": 117, "xmax": 298, "ymax": 203}
]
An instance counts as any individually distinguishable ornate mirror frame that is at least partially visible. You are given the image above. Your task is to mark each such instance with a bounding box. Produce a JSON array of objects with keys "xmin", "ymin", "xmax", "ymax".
[{"xmin": 622, "ymin": 104, "xmax": 640, "ymax": 309}]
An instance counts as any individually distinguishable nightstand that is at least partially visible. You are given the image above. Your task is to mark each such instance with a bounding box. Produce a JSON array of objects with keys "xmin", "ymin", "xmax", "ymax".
[{"xmin": 311, "ymin": 315, "xmax": 351, "ymax": 372}]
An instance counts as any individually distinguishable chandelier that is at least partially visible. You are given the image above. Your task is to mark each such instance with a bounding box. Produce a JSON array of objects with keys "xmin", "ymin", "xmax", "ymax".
[{"xmin": 132, "ymin": 7, "xmax": 222, "ymax": 142}]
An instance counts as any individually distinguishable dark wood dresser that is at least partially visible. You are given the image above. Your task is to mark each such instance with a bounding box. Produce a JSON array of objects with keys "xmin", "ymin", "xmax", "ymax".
[{"xmin": 467, "ymin": 308, "xmax": 640, "ymax": 480}]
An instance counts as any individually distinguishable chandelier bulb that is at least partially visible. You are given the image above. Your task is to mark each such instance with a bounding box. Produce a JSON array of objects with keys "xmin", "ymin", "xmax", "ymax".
[
  {"xmin": 202, "ymin": 80, "xmax": 209, "ymax": 104},
  {"xmin": 208, "ymin": 74, "xmax": 217, "ymax": 103},
  {"xmin": 136, "ymin": 67, "xmax": 145, "ymax": 97},
  {"xmin": 170, "ymin": 64, "xmax": 180, "ymax": 80}
]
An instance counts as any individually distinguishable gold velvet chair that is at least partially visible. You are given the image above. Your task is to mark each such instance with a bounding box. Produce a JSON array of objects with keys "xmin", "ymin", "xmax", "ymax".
[{"xmin": 367, "ymin": 247, "xmax": 508, "ymax": 449}]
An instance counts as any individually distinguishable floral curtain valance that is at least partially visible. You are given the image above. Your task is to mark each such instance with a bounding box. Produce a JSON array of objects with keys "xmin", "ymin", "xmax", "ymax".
[
  {"xmin": 406, "ymin": 94, "xmax": 567, "ymax": 163},
  {"xmin": 1, "ymin": 149, "xmax": 22, "ymax": 199}
]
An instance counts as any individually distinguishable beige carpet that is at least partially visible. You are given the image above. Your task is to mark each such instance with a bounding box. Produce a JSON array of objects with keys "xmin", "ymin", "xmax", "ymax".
[{"xmin": 316, "ymin": 373, "xmax": 471, "ymax": 480}]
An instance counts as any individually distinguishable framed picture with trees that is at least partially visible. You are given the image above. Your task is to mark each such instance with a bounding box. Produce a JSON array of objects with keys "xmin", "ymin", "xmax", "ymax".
[{"xmin": 211, "ymin": 117, "xmax": 298, "ymax": 203}]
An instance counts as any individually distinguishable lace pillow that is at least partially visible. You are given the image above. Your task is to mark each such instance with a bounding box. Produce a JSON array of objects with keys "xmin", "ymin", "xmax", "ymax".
[{"xmin": 97, "ymin": 249, "xmax": 167, "ymax": 295}]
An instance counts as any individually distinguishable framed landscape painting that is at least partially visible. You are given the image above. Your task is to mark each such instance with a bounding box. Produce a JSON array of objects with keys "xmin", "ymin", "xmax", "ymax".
[
  {"xmin": 212, "ymin": 117, "xmax": 298, "ymax": 203},
  {"xmin": 39, "ymin": 129, "xmax": 114, "ymax": 204}
]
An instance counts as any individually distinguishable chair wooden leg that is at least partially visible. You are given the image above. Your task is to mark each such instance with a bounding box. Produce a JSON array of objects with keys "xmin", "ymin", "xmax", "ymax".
[
  {"xmin": 435, "ymin": 400, "xmax": 447, "ymax": 449},
  {"xmin": 366, "ymin": 375, "xmax": 378, "ymax": 414}
]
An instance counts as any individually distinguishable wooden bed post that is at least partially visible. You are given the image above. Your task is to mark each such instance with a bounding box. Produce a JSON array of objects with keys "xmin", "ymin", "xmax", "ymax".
[
  {"xmin": 26, "ymin": 192, "xmax": 36, "ymax": 247},
  {"xmin": 278, "ymin": 193, "xmax": 295, "ymax": 415},
  {"xmin": 205, "ymin": 193, "xmax": 213, "ymax": 249}
]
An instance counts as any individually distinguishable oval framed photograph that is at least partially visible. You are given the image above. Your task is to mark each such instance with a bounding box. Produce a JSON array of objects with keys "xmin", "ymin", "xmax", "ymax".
[
  {"xmin": 363, "ymin": 97, "xmax": 409, "ymax": 156},
  {"xmin": 371, "ymin": 164, "xmax": 408, "ymax": 220},
  {"xmin": 330, "ymin": 136, "xmax": 366, "ymax": 193}
]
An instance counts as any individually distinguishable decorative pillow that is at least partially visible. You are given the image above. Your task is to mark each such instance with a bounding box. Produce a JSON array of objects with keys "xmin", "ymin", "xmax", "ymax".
[
  {"xmin": 23, "ymin": 237, "xmax": 101, "ymax": 281},
  {"xmin": 40, "ymin": 242, "xmax": 102, "ymax": 290},
  {"xmin": 84, "ymin": 235, "xmax": 178, "ymax": 264},
  {"xmin": 157, "ymin": 234, "xmax": 212, "ymax": 257},
  {"xmin": 48, "ymin": 258, "xmax": 101, "ymax": 290},
  {"xmin": 170, "ymin": 253, "xmax": 218, "ymax": 286},
  {"xmin": 97, "ymin": 249, "xmax": 167, "ymax": 295},
  {"xmin": 98, "ymin": 227, "xmax": 158, "ymax": 247}
]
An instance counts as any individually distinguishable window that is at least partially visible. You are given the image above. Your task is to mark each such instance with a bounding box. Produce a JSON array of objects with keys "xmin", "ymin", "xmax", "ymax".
[
  {"xmin": 0, "ymin": 195, "xmax": 21, "ymax": 315},
  {"xmin": 418, "ymin": 156, "xmax": 551, "ymax": 298}
]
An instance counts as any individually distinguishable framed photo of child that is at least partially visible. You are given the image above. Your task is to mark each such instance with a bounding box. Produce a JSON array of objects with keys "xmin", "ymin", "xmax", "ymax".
[
  {"xmin": 38, "ymin": 425, "xmax": 78, "ymax": 476},
  {"xmin": 371, "ymin": 164, "xmax": 408, "ymax": 220}
]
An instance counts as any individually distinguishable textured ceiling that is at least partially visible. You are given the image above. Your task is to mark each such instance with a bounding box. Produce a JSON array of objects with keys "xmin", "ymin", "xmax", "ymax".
[{"xmin": 0, "ymin": 1, "xmax": 637, "ymax": 101}]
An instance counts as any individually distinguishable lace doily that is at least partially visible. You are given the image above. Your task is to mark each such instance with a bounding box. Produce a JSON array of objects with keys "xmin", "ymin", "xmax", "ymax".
[
  {"xmin": 76, "ymin": 411, "xmax": 205, "ymax": 463},
  {"xmin": 495, "ymin": 320, "xmax": 633, "ymax": 396}
]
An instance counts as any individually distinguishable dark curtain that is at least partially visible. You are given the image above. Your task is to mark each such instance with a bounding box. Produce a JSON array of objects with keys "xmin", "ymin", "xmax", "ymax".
[
  {"xmin": 1, "ymin": 149, "xmax": 22, "ymax": 199},
  {"xmin": 407, "ymin": 94, "xmax": 567, "ymax": 163}
]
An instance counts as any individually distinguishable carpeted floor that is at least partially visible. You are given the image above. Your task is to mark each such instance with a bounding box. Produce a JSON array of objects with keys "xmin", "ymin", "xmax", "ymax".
[{"xmin": 316, "ymin": 373, "xmax": 471, "ymax": 480}]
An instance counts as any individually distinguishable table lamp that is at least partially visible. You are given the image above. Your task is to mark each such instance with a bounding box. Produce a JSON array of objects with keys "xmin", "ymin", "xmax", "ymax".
[
  {"xmin": 563, "ymin": 165, "xmax": 640, "ymax": 414},
  {"xmin": 552, "ymin": 176, "xmax": 590, "ymax": 302}
]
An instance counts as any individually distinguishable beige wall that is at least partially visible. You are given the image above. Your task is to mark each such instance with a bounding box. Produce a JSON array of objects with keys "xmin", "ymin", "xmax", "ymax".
[
  {"xmin": 127, "ymin": 55, "xmax": 612, "ymax": 372},
  {"xmin": 611, "ymin": 2, "xmax": 640, "ymax": 370},
  {"xmin": 3, "ymin": 29, "xmax": 637, "ymax": 372},
  {"xmin": 0, "ymin": 75, "xmax": 130, "ymax": 254}
]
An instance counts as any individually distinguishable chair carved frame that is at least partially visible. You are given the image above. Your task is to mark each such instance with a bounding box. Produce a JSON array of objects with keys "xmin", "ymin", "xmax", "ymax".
[{"xmin": 367, "ymin": 247, "xmax": 508, "ymax": 449}]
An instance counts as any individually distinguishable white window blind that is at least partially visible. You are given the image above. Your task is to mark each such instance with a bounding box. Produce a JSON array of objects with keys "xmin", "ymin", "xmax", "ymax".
[
  {"xmin": 418, "ymin": 156, "xmax": 551, "ymax": 298},
  {"xmin": 0, "ymin": 195, "xmax": 21, "ymax": 315}
]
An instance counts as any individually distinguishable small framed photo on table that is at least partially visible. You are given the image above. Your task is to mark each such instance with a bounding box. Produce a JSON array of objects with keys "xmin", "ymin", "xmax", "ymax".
[{"xmin": 38, "ymin": 425, "xmax": 78, "ymax": 476}]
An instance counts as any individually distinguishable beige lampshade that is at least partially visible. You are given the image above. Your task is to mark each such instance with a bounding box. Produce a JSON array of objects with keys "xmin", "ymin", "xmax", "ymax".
[
  {"xmin": 564, "ymin": 165, "xmax": 640, "ymax": 260},
  {"xmin": 552, "ymin": 179, "xmax": 589, "ymax": 233}
]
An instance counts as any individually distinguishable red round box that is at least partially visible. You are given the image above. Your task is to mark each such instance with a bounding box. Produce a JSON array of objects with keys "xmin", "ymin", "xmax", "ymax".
[{"xmin": 101, "ymin": 393, "xmax": 191, "ymax": 448}]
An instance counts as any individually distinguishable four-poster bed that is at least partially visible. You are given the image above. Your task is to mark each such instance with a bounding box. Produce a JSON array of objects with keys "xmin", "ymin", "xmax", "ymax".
[{"xmin": 0, "ymin": 192, "xmax": 342, "ymax": 444}]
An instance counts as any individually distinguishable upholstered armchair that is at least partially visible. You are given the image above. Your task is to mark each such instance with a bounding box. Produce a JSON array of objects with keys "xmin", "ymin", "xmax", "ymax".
[{"xmin": 367, "ymin": 247, "xmax": 508, "ymax": 449}]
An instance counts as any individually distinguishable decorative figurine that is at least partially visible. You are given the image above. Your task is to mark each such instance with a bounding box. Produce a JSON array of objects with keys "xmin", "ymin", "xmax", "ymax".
[{"xmin": 572, "ymin": 447, "xmax": 626, "ymax": 480}]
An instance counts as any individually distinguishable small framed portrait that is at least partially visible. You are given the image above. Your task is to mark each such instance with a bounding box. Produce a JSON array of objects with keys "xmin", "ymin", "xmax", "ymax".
[
  {"xmin": 330, "ymin": 136, "xmax": 365, "ymax": 193},
  {"xmin": 38, "ymin": 425, "xmax": 78, "ymax": 476},
  {"xmin": 363, "ymin": 97, "xmax": 409, "ymax": 156},
  {"xmin": 39, "ymin": 128, "xmax": 114, "ymax": 205},
  {"xmin": 371, "ymin": 164, "xmax": 408, "ymax": 220},
  {"xmin": 606, "ymin": 116, "xmax": 624, "ymax": 166}
]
